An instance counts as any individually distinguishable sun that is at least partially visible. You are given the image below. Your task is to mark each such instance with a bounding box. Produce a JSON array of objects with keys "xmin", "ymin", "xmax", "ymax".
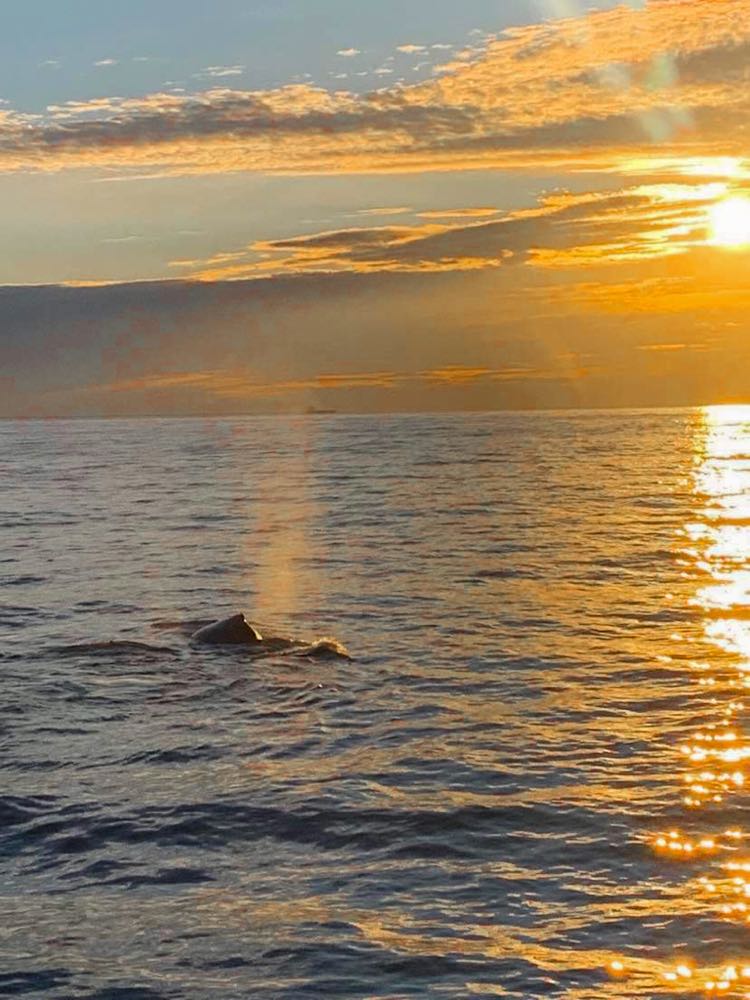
[{"xmin": 709, "ymin": 195, "xmax": 750, "ymax": 248}]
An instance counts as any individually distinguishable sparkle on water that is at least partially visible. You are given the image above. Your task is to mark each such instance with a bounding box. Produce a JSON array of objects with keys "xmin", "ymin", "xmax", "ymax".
[{"xmin": 613, "ymin": 405, "xmax": 750, "ymax": 996}]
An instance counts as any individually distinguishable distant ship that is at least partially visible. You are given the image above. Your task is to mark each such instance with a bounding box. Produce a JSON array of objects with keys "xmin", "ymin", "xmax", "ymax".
[{"xmin": 305, "ymin": 406, "xmax": 338, "ymax": 415}]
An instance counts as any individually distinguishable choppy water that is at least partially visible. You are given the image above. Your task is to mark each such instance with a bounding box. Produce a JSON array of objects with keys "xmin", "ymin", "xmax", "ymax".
[{"xmin": 3, "ymin": 408, "xmax": 750, "ymax": 999}]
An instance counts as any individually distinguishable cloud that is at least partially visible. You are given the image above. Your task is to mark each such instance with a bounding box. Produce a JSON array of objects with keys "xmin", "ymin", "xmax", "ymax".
[
  {"xmin": 545, "ymin": 266, "xmax": 750, "ymax": 315},
  {"xmin": 417, "ymin": 208, "xmax": 499, "ymax": 219},
  {"xmin": 337, "ymin": 48, "xmax": 361, "ymax": 58},
  {"xmin": 0, "ymin": 1, "xmax": 747, "ymax": 178},
  {"xmin": 0, "ymin": 270, "xmax": 598, "ymax": 417},
  {"xmin": 167, "ymin": 180, "xmax": 722, "ymax": 282},
  {"xmin": 100, "ymin": 234, "xmax": 150, "ymax": 244},
  {"xmin": 168, "ymin": 217, "xmax": 511, "ymax": 280},
  {"xmin": 4, "ymin": 248, "xmax": 750, "ymax": 418},
  {"xmin": 90, "ymin": 361, "xmax": 580, "ymax": 402},
  {"xmin": 194, "ymin": 65, "xmax": 245, "ymax": 79},
  {"xmin": 636, "ymin": 342, "xmax": 691, "ymax": 351},
  {"xmin": 356, "ymin": 206, "xmax": 413, "ymax": 216},
  {"xmin": 396, "ymin": 45, "xmax": 427, "ymax": 54},
  {"xmin": 93, "ymin": 58, "xmax": 118, "ymax": 68}
]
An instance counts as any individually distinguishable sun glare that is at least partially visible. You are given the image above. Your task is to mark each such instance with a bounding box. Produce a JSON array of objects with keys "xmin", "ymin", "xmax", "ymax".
[{"xmin": 709, "ymin": 196, "xmax": 750, "ymax": 249}]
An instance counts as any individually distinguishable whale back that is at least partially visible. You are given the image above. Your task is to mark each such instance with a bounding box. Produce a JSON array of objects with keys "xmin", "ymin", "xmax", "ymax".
[{"xmin": 191, "ymin": 613, "xmax": 263, "ymax": 645}]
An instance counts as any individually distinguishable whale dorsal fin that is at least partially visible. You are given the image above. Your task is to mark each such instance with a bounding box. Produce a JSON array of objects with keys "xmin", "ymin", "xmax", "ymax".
[{"xmin": 191, "ymin": 613, "xmax": 263, "ymax": 645}]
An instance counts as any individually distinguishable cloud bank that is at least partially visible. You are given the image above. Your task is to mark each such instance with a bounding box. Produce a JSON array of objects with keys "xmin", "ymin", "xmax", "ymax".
[{"xmin": 0, "ymin": 0, "xmax": 748, "ymax": 177}]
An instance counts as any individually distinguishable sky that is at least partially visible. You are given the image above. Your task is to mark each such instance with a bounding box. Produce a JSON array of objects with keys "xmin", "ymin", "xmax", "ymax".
[{"xmin": 2, "ymin": 0, "xmax": 750, "ymax": 416}]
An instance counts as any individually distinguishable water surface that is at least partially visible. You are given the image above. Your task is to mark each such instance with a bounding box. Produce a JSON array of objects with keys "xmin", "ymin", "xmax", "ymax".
[{"xmin": 2, "ymin": 408, "xmax": 750, "ymax": 998}]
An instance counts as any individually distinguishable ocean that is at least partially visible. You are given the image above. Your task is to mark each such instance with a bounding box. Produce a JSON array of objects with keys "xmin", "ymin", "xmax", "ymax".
[{"xmin": 2, "ymin": 408, "xmax": 749, "ymax": 998}]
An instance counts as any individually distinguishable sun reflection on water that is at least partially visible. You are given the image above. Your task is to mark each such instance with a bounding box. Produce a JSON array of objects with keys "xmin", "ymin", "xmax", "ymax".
[{"xmin": 609, "ymin": 406, "xmax": 750, "ymax": 995}]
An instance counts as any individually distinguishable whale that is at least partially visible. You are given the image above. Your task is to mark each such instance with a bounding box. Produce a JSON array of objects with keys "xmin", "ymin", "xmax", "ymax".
[
  {"xmin": 186, "ymin": 612, "xmax": 352, "ymax": 659},
  {"xmin": 190, "ymin": 613, "xmax": 263, "ymax": 645}
]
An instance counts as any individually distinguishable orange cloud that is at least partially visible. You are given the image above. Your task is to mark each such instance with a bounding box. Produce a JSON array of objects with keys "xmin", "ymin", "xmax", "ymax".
[
  {"xmin": 420, "ymin": 366, "xmax": 492, "ymax": 383},
  {"xmin": 91, "ymin": 368, "xmax": 398, "ymax": 399},
  {"xmin": 0, "ymin": 1, "xmax": 748, "ymax": 177},
  {"xmin": 5, "ymin": 262, "xmax": 747, "ymax": 419},
  {"xmin": 417, "ymin": 208, "xmax": 499, "ymax": 219},
  {"xmin": 357, "ymin": 207, "xmax": 412, "ymax": 216},
  {"xmin": 91, "ymin": 361, "xmax": 586, "ymax": 402},
  {"xmin": 166, "ymin": 180, "xmax": 728, "ymax": 281},
  {"xmin": 170, "ymin": 219, "xmax": 515, "ymax": 280},
  {"xmin": 545, "ymin": 265, "xmax": 750, "ymax": 314},
  {"xmin": 636, "ymin": 343, "xmax": 691, "ymax": 352}
]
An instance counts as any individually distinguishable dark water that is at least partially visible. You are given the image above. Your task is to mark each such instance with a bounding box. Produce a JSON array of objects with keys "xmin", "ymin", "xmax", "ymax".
[{"xmin": 3, "ymin": 408, "xmax": 750, "ymax": 998}]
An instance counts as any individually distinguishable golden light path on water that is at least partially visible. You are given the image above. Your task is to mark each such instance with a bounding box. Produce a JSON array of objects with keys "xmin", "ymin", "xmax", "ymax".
[{"xmin": 611, "ymin": 406, "xmax": 750, "ymax": 995}]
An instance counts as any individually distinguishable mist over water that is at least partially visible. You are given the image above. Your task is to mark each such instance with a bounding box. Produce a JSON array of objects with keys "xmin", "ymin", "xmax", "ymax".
[{"xmin": 3, "ymin": 408, "xmax": 750, "ymax": 998}]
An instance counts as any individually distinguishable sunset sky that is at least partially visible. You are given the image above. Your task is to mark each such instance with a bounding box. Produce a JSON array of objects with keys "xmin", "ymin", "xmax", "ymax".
[{"xmin": 2, "ymin": 0, "xmax": 750, "ymax": 416}]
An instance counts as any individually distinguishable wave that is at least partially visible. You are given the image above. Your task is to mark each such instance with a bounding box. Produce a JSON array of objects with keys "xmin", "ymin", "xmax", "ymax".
[
  {"xmin": 9, "ymin": 798, "xmax": 607, "ymax": 861},
  {"xmin": 192, "ymin": 635, "xmax": 353, "ymax": 661},
  {"xmin": 34, "ymin": 626, "xmax": 351, "ymax": 664},
  {"xmin": 44, "ymin": 641, "xmax": 180, "ymax": 659},
  {"xmin": 290, "ymin": 637, "xmax": 352, "ymax": 660}
]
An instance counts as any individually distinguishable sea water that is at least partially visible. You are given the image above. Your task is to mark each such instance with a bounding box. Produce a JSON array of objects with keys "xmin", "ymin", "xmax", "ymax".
[{"xmin": 2, "ymin": 408, "xmax": 750, "ymax": 998}]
